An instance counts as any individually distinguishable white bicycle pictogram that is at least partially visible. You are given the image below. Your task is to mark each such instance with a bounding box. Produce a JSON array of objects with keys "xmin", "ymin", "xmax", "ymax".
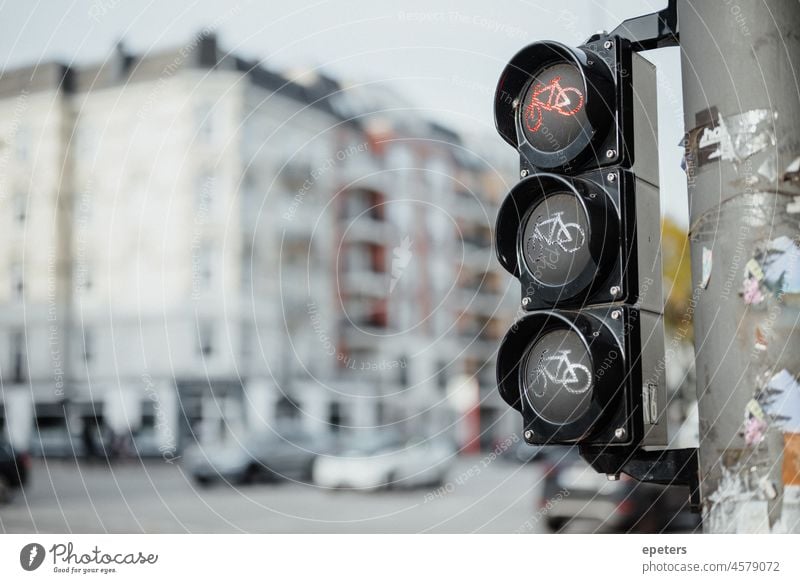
[
  {"xmin": 529, "ymin": 349, "xmax": 592, "ymax": 397},
  {"xmin": 529, "ymin": 211, "xmax": 585, "ymax": 254}
]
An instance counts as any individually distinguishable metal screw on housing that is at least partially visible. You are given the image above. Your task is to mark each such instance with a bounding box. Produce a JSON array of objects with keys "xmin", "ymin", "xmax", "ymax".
[
  {"xmin": 603, "ymin": 40, "xmax": 614, "ymax": 49},
  {"xmin": 522, "ymin": 297, "xmax": 530, "ymax": 307},
  {"xmin": 520, "ymin": 169, "xmax": 529, "ymax": 178},
  {"xmin": 614, "ymin": 427, "xmax": 626, "ymax": 439},
  {"xmin": 606, "ymin": 474, "xmax": 620, "ymax": 481},
  {"xmin": 611, "ymin": 309, "xmax": 622, "ymax": 320},
  {"xmin": 524, "ymin": 430, "xmax": 534, "ymax": 442},
  {"xmin": 607, "ymin": 172, "xmax": 616, "ymax": 182},
  {"xmin": 606, "ymin": 149, "xmax": 616, "ymax": 159},
  {"xmin": 610, "ymin": 286, "xmax": 621, "ymax": 296}
]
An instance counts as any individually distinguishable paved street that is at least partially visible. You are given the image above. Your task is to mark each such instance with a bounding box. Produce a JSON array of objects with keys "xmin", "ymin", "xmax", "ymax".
[{"xmin": 0, "ymin": 457, "xmax": 546, "ymax": 533}]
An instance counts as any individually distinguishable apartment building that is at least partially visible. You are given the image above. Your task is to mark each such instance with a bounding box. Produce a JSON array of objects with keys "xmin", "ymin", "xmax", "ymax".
[{"xmin": 0, "ymin": 34, "xmax": 516, "ymax": 456}]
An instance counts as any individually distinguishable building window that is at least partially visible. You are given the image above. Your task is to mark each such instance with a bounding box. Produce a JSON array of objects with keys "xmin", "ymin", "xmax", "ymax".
[
  {"xmin": 75, "ymin": 186, "xmax": 93, "ymax": 221},
  {"xmin": 195, "ymin": 172, "xmax": 215, "ymax": 213},
  {"xmin": 375, "ymin": 400, "xmax": 385, "ymax": 425},
  {"xmin": 15, "ymin": 128, "xmax": 29, "ymax": 161},
  {"xmin": 11, "ymin": 330, "xmax": 26, "ymax": 383},
  {"xmin": 399, "ymin": 356, "xmax": 409, "ymax": 387},
  {"xmin": 14, "ymin": 191, "xmax": 26, "ymax": 223},
  {"xmin": 239, "ymin": 322, "xmax": 252, "ymax": 369},
  {"xmin": 328, "ymin": 402, "xmax": 345, "ymax": 432},
  {"xmin": 10, "ymin": 262, "xmax": 23, "ymax": 299},
  {"xmin": 241, "ymin": 241, "xmax": 253, "ymax": 289},
  {"xmin": 275, "ymin": 395, "xmax": 300, "ymax": 421},
  {"xmin": 81, "ymin": 329, "xmax": 93, "ymax": 365},
  {"xmin": 437, "ymin": 360, "xmax": 448, "ymax": 391},
  {"xmin": 197, "ymin": 243, "xmax": 213, "ymax": 291},
  {"xmin": 76, "ymin": 260, "xmax": 92, "ymax": 293},
  {"xmin": 242, "ymin": 166, "xmax": 257, "ymax": 192},
  {"xmin": 141, "ymin": 401, "xmax": 156, "ymax": 431},
  {"xmin": 195, "ymin": 103, "xmax": 215, "ymax": 142},
  {"xmin": 197, "ymin": 322, "xmax": 214, "ymax": 358}
]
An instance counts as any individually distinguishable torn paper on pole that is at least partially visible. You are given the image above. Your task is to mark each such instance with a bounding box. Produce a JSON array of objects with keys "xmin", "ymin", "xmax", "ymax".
[
  {"xmin": 761, "ymin": 236, "xmax": 800, "ymax": 296},
  {"xmin": 688, "ymin": 109, "xmax": 777, "ymax": 169},
  {"xmin": 765, "ymin": 369, "xmax": 800, "ymax": 433}
]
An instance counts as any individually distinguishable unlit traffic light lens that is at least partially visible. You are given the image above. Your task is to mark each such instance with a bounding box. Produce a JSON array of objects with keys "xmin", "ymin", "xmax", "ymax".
[
  {"xmin": 521, "ymin": 192, "xmax": 591, "ymax": 287},
  {"xmin": 522, "ymin": 329, "xmax": 593, "ymax": 425}
]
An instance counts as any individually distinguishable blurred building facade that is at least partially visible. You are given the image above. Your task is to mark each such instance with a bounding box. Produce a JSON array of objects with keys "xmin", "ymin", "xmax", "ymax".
[{"xmin": 0, "ymin": 34, "xmax": 517, "ymax": 456}]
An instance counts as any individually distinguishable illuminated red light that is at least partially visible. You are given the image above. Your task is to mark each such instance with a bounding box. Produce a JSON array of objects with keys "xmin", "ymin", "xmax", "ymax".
[{"xmin": 524, "ymin": 75, "xmax": 585, "ymax": 133}]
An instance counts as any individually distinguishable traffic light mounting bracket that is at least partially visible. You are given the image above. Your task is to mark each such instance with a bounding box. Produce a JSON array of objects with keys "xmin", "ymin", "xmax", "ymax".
[
  {"xmin": 580, "ymin": 445, "xmax": 701, "ymax": 512},
  {"xmin": 586, "ymin": 0, "xmax": 679, "ymax": 52}
]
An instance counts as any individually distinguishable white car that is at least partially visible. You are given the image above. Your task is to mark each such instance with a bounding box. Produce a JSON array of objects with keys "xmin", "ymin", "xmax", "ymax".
[{"xmin": 313, "ymin": 433, "xmax": 455, "ymax": 491}]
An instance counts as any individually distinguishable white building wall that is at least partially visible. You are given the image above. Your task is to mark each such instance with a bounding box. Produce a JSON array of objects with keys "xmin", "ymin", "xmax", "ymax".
[{"xmin": 0, "ymin": 50, "xmax": 515, "ymax": 453}]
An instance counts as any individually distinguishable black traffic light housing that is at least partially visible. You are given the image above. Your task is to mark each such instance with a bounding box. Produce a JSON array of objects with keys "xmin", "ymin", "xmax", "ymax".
[
  {"xmin": 494, "ymin": 38, "xmax": 633, "ymax": 175},
  {"xmin": 492, "ymin": 0, "xmax": 699, "ymax": 506},
  {"xmin": 495, "ymin": 168, "xmax": 650, "ymax": 310},
  {"xmin": 493, "ymin": 34, "xmax": 667, "ymax": 451},
  {"xmin": 497, "ymin": 306, "xmax": 665, "ymax": 448}
]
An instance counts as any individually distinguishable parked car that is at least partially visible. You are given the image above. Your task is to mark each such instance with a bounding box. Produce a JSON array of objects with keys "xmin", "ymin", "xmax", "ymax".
[
  {"xmin": 29, "ymin": 426, "xmax": 85, "ymax": 458},
  {"xmin": 313, "ymin": 433, "xmax": 455, "ymax": 491},
  {"xmin": 0, "ymin": 438, "xmax": 31, "ymax": 504},
  {"xmin": 186, "ymin": 428, "xmax": 328, "ymax": 486},
  {"xmin": 538, "ymin": 447, "xmax": 700, "ymax": 533},
  {"xmin": 130, "ymin": 428, "xmax": 166, "ymax": 459}
]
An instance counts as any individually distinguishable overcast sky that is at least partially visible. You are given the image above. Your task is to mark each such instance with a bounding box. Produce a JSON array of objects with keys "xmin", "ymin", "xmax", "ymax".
[{"xmin": 0, "ymin": 0, "xmax": 688, "ymax": 224}]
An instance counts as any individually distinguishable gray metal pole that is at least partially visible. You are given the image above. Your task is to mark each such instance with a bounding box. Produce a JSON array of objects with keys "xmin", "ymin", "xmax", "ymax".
[{"xmin": 678, "ymin": 0, "xmax": 800, "ymax": 533}]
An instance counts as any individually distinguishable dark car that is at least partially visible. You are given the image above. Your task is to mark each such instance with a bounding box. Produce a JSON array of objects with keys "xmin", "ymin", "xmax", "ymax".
[
  {"xmin": 538, "ymin": 447, "xmax": 700, "ymax": 533},
  {"xmin": 0, "ymin": 438, "xmax": 31, "ymax": 503},
  {"xmin": 186, "ymin": 428, "xmax": 328, "ymax": 486}
]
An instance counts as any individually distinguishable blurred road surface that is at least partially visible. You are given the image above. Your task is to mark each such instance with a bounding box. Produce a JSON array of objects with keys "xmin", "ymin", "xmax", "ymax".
[{"xmin": 0, "ymin": 457, "xmax": 545, "ymax": 533}]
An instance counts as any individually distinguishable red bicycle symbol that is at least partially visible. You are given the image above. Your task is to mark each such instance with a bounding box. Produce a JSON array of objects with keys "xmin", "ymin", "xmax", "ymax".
[{"xmin": 524, "ymin": 76, "xmax": 585, "ymax": 134}]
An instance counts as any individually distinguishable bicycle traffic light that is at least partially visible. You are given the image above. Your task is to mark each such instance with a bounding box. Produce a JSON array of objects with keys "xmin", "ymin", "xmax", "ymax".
[
  {"xmin": 493, "ymin": 36, "xmax": 668, "ymax": 451},
  {"xmin": 495, "ymin": 168, "xmax": 659, "ymax": 310},
  {"xmin": 494, "ymin": 39, "xmax": 635, "ymax": 176},
  {"xmin": 496, "ymin": 306, "xmax": 666, "ymax": 448}
]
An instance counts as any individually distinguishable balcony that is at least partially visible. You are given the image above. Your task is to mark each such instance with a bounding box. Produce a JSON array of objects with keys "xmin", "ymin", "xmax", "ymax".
[
  {"xmin": 456, "ymin": 289, "xmax": 508, "ymax": 318},
  {"xmin": 460, "ymin": 242, "xmax": 493, "ymax": 271},
  {"xmin": 340, "ymin": 216, "xmax": 390, "ymax": 245},
  {"xmin": 451, "ymin": 193, "xmax": 493, "ymax": 224},
  {"xmin": 340, "ymin": 269, "xmax": 388, "ymax": 298}
]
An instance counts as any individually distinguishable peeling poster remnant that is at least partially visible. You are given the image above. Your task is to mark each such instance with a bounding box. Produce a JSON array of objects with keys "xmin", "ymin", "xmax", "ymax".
[
  {"xmin": 706, "ymin": 468, "xmax": 765, "ymax": 533},
  {"xmin": 761, "ymin": 237, "xmax": 800, "ymax": 297},
  {"xmin": 701, "ymin": 246, "xmax": 712, "ymax": 289},
  {"xmin": 741, "ymin": 236, "xmax": 800, "ymax": 305},
  {"xmin": 742, "ymin": 275, "xmax": 764, "ymax": 305},
  {"xmin": 744, "ymin": 398, "xmax": 768, "ymax": 446},
  {"xmin": 754, "ymin": 325, "xmax": 768, "ymax": 351},
  {"xmin": 765, "ymin": 369, "xmax": 800, "ymax": 433},
  {"xmin": 782, "ymin": 156, "xmax": 800, "ymax": 184},
  {"xmin": 744, "ymin": 414, "xmax": 767, "ymax": 446},
  {"xmin": 685, "ymin": 108, "xmax": 777, "ymax": 170}
]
